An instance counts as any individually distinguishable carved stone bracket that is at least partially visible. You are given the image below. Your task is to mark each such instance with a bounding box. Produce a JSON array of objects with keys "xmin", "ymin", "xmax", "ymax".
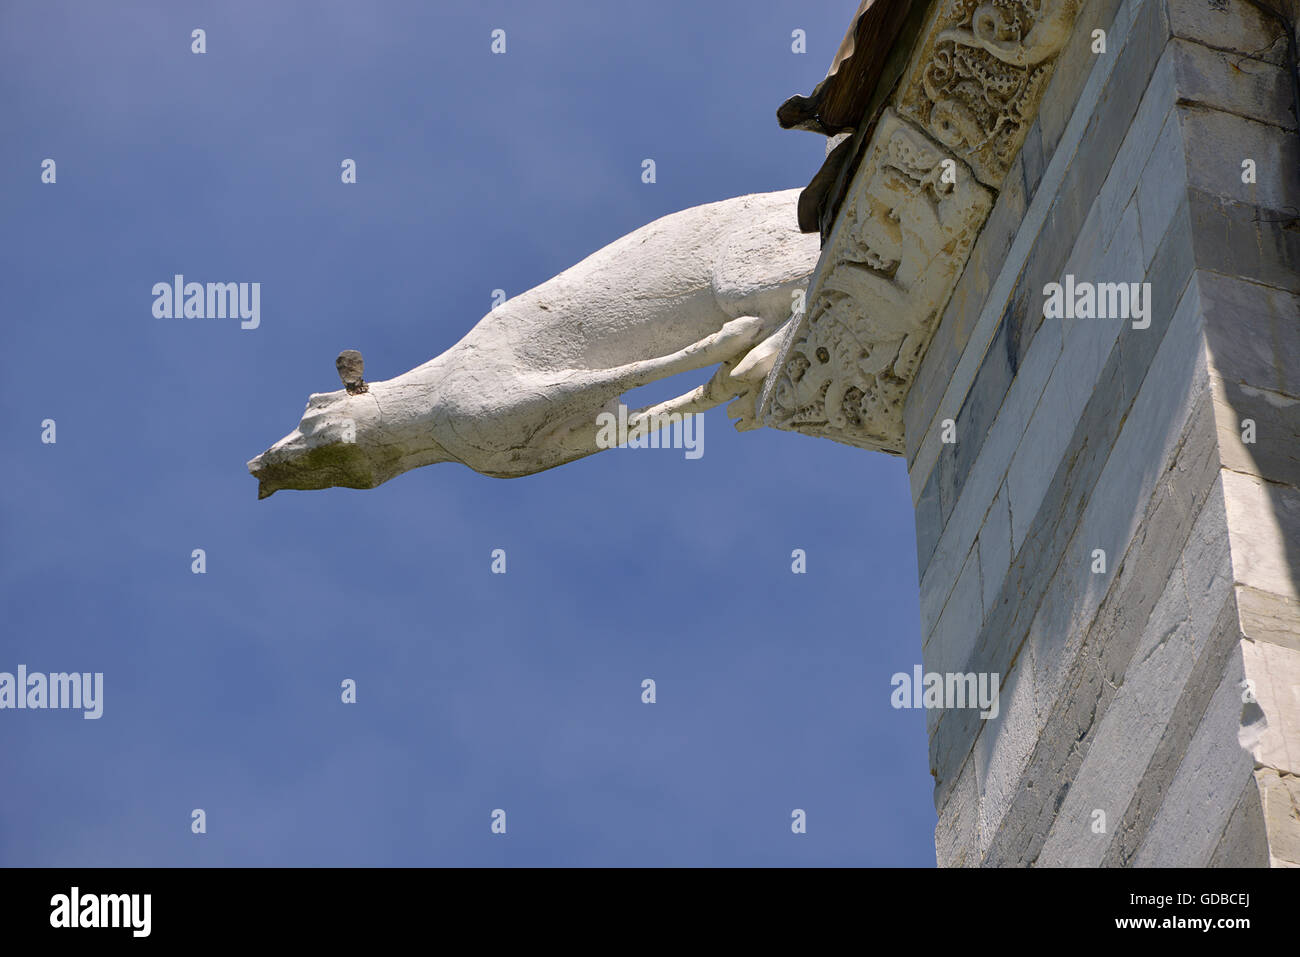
[
  {"xmin": 760, "ymin": 111, "xmax": 992, "ymax": 453},
  {"xmin": 759, "ymin": 0, "xmax": 1081, "ymax": 451}
]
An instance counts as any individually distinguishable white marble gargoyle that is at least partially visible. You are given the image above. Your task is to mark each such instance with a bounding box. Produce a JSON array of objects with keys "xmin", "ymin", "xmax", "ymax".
[{"xmin": 248, "ymin": 189, "xmax": 821, "ymax": 497}]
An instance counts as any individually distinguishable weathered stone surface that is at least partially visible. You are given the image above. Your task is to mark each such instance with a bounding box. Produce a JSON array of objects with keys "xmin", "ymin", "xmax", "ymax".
[
  {"xmin": 977, "ymin": 483, "xmax": 1013, "ymax": 618},
  {"xmin": 923, "ymin": 542, "xmax": 984, "ymax": 698},
  {"xmin": 1171, "ymin": 37, "xmax": 1298, "ymax": 131},
  {"xmin": 983, "ymin": 390, "xmax": 1222, "ymax": 864},
  {"xmin": 949, "ymin": 318, "xmax": 1017, "ymax": 512},
  {"xmin": 917, "ymin": 312, "xmax": 1061, "ymax": 594},
  {"xmin": 1134, "ymin": 106, "xmax": 1185, "ymax": 269},
  {"xmin": 1200, "ymin": 270, "xmax": 1300, "ymax": 399},
  {"xmin": 918, "ymin": 176, "xmax": 1181, "ymax": 607},
  {"xmin": 1020, "ymin": 122, "xmax": 1047, "ymax": 204},
  {"xmin": 1256, "ymin": 768, "xmax": 1300, "ymax": 865},
  {"xmin": 1165, "ymin": 0, "xmax": 1291, "ymax": 65},
  {"xmin": 1241, "ymin": 637, "xmax": 1300, "ymax": 774},
  {"xmin": 1210, "ymin": 375, "xmax": 1300, "ymax": 491},
  {"xmin": 1036, "ymin": 486, "xmax": 1231, "ymax": 864},
  {"xmin": 1236, "ymin": 583, "xmax": 1300, "ymax": 653},
  {"xmin": 1179, "ymin": 106, "xmax": 1300, "ymax": 213},
  {"xmin": 1008, "ymin": 203, "xmax": 1141, "ymax": 549},
  {"xmin": 1100, "ymin": 590, "xmax": 1243, "ymax": 864},
  {"xmin": 1086, "ymin": 54, "xmax": 1177, "ymax": 266},
  {"xmin": 1116, "ymin": 199, "xmax": 1195, "ymax": 404},
  {"xmin": 934, "ymin": 752, "xmax": 982, "ymax": 866},
  {"xmin": 906, "ymin": 0, "xmax": 1298, "ymax": 869},
  {"xmin": 1050, "ymin": 0, "xmax": 1169, "ymax": 249},
  {"xmin": 1222, "ymin": 469, "xmax": 1300, "ymax": 600},
  {"xmin": 1181, "ymin": 480, "xmax": 1234, "ymax": 638},
  {"xmin": 1207, "ymin": 773, "xmax": 1269, "ymax": 867},
  {"xmin": 1035, "ymin": 557, "xmax": 1194, "ymax": 866},
  {"xmin": 1188, "ymin": 187, "xmax": 1300, "ymax": 294},
  {"xmin": 1132, "ymin": 649, "xmax": 1256, "ymax": 866},
  {"xmin": 973, "ymin": 653, "xmax": 1040, "ymax": 857},
  {"xmin": 914, "ymin": 464, "xmax": 945, "ymax": 576},
  {"xmin": 932, "ymin": 277, "xmax": 1205, "ymax": 809},
  {"xmin": 1034, "ymin": 0, "xmax": 1128, "ymax": 156},
  {"xmin": 1029, "ymin": 274, "xmax": 1205, "ymax": 710}
]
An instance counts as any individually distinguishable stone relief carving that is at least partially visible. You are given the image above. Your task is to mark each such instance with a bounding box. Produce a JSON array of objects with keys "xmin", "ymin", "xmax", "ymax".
[
  {"xmin": 899, "ymin": 0, "xmax": 1080, "ymax": 185},
  {"xmin": 760, "ymin": 111, "xmax": 992, "ymax": 453},
  {"xmin": 758, "ymin": 0, "xmax": 1084, "ymax": 451}
]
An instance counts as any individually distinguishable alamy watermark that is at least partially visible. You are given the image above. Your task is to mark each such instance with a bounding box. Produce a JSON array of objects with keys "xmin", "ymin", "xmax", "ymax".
[
  {"xmin": 0, "ymin": 666, "xmax": 103, "ymax": 719},
  {"xmin": 152, "ymin": 274, "xmax": 260, "ymax": 329},
  {"xmin": 1043, "ymin": 275, "xmax": 1151, "ymax": 329},
  {"xmin": 595, "ymin": 404, "xmax": 703, "ymax": 459},
  {"xmin": 50, "ymin": 887, "xmax": 150, "ymax": 937},
  {"xmin": 890, "ymin": 666, "xmax": 999, "ymax": 719}
]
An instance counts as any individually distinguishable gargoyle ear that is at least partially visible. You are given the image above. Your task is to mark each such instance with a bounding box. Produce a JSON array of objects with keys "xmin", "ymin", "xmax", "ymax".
[
  {"xmin": 336, "ymin": 349, "xmax": 368, "ymax": 394},
  {"xmin": 777, "ymin": 92, "xmax": 830, "ymax": 134}
]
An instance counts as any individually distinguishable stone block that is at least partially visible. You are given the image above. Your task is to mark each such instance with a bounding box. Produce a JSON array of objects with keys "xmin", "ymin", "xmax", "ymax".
[
  {"xmin": 1132, "ymin": 649, "xmax": 1256, "ymax": 866},
  {"xmin": 1207, "ymin": 774, "xmax": 1269, "ymax": 866},
  {"xmin": 1100, "ymin": 570, "xmax": 1241, "ymax": 864},
  {"xmin": 1135, "ymin": 107, "xmax": 1186, "ymax": 270},
  {"xmin": 1118, "ymin": 199, "xmax": 1195, "ymax": 403},
  {"xmin": 1178, "ymin": 106, "xmax": 1300, "ymax": 213},
  {"xmin": 978, "ymin": 483, "xmax": 1013, "ymax": 619},
  {"xmin": 1240, "ymin": 637, "xmax": 1300, "ymax": 773},
  {"xmin": 1172, "ymin": 36, "xmax": 1297, "ymax": 131},
  {"xmin": 974, "ymin": 654, "xmax": 1041, "ymax": 857},
  {"xmin": 1036, "ymin": 559, "xmax": 1193, "ymax": 866},
  {"xmin": 1189, "ymin": 187, "xmax": 1300, "ymax": 294},
  {"xmin": 1222, "ymin": 468, "xmax": 1300, "ymax": 600},
  {"xmin": 1165, "ymin": 0, "xmax": 1290, "ymax": 65},
  {"xmin": 1080, "ymin": 48, "xmax": 1177, "ymax": 271},
  {"xmin": 1180, "ymin": 481, "xmax": 1233, "ymax": 638},
  {"xmin": 933, "ymin": 277, "xmax": 1205, "ymax": 806},
  {"xmin": 934, "ymin": 755, "xmax": 981, "ymax": 866},
  {"xmin": 914, "ymin": 471, "xmax": 944, "ymax": 578},
  {"xmin": 1256, "ymin": 767, "xmax": 1300, "ymax": 865},
  {"xmin": 1236, "ymin": 583, "xmax": 1300, "ymax": 653},
  {"xmin": 951, "ymin": 319, "xmax": 1017, "ymax": 504},
  {"xmin": 1037, "ymin": 0, "xmax": 1131, "ymax": 154},
  {"xmin": 922, "ymin": 542, "xmax": 984, "ymax": 686},
  {"xmin": 1210, "ymin": 374, "xmax": 1300, "ymax": 491},
  {"xmin": 917, "ymin": 315, "xmax": 1062, "ymax": 617},
  {"xmin": 1200, "ymin": 270, "xmax": 1300, "ymax": 398},
  {"xmin": 1021, "ymin": 122, "xmax": 1047, "ymax": 201}
]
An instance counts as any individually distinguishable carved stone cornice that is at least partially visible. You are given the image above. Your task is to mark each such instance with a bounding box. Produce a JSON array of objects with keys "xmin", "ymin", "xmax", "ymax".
[{"xmin": 759, "ymin": 0, "xmax": 1081, "ymax": 452}]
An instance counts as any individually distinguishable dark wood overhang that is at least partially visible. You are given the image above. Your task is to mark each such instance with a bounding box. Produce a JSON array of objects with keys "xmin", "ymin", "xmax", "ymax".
[{"xmin": 778, "ymin": 0, "xmax": 930, "ymax": 239}]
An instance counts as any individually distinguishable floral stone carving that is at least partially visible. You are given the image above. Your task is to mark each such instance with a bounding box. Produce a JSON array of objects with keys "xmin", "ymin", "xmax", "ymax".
[{"xmin": 898, "ymin": 0, "xmax": 1080, "ymax": 186}]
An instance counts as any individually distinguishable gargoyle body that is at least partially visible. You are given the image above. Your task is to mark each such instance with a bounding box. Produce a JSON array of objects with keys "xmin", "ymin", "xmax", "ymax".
[{"xmin": 249, "ymin": 189, "xmax": 821, "ymax": 497}]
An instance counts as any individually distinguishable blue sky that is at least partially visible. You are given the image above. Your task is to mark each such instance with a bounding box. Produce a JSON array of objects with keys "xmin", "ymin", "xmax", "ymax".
[{"xmin": 0, "ymin": 0, "xmax": 934, "ymax": 866}]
